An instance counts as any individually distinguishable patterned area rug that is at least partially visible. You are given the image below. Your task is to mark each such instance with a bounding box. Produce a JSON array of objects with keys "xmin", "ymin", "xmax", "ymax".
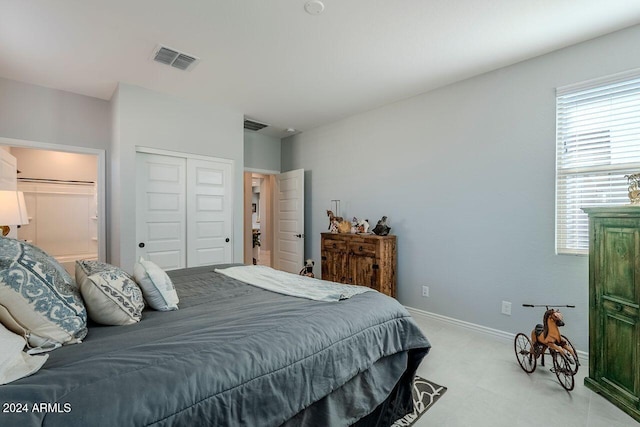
[{"xmin": 391, "ymin": 376, "xmax": 447, "ymax": 427}]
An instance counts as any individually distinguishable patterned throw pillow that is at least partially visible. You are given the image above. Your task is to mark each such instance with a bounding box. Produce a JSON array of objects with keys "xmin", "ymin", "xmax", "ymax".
[
  {"xmin": 133, "ymin": 257, "xmax": 179, "ymax": 311},
  {"xmin": 76, "ymin": 260, "xmax": 145, "ymax": 325},
  {"xmin": 0, "ymin": 237, "xmax": 88, "ymax": 350},
  {"xmin": 75, "ymin": 260, "xmax": 115, "ymax": 287}
]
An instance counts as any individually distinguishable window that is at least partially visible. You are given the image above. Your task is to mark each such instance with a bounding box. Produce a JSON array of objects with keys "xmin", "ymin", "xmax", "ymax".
[{"xmin": 556, "ymin": 70, "xmax": 640, "ymax": 255}]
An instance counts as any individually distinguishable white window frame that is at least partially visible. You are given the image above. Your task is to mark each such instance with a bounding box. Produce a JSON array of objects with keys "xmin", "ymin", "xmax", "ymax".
[{"xmin": 556, "ymin": 69, "xmax": 640, "ymax": 255}]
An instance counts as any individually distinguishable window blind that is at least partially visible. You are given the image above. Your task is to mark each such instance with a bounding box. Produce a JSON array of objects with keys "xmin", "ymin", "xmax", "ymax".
[{"xmin": 556, "ymin": 69, "xmax": 640, "ymax": 255}]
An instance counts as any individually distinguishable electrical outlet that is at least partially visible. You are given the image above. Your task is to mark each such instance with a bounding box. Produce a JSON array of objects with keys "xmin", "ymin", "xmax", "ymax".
[
  {"xmin": 422, "ymin": 286, "xmax": 429, "ymax": 297},
  {"xmin": 501, "ymin": 301, "xmax": 512, "ymax": 315}
]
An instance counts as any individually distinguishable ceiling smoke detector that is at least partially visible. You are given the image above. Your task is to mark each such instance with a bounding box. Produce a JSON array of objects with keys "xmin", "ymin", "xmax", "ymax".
[
  {"xmin": 304, "ymin": 1, "xmax": 325, "ymax": 15},
  {"xmin": 152, "ymin": 45, "xmax": 200, "ymax": 71}
]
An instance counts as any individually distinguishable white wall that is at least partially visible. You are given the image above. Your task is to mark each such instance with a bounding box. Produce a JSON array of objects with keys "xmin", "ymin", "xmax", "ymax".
[
  {"xmin": 244, "ymin": 130, "xmax": 281, "ymax": 172},
  {"xmin": 9, "ymin": 147, "xmax": 97, "ymax": 182},
  {"xmin": 110, "ymin": 83, "xmax": 244, "ymax": 272},
  {"xmin": 282, "ymin": 24, "xmax": 640, "ymax": 352},
  {"xmin": 0, "ymin": 77, "xmax": 110, "ymax": 150}
]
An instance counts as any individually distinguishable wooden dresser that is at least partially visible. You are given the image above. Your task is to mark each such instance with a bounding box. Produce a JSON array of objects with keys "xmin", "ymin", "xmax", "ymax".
[
  {"xmin": 320, "ymin": 232, "xmax": 397, "ymax": 298},
  {"xmin": 583, "ymin": 206, "xmax": 640, "ymax": 423}
]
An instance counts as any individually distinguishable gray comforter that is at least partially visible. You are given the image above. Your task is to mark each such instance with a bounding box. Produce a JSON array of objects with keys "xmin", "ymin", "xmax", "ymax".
[{"xmin": 0, "ymin": 265, "xmax": 430, "ymax": 427}]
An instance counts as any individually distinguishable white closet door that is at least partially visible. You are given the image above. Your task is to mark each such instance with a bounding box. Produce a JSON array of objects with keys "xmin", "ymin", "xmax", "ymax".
[
  {"xmin": 136, "ymin": 153, "xmax": 187, "ymax": 270},
  {"xmin": 186, "ymin": 158, "xmax": 233, "ymax": 267}
]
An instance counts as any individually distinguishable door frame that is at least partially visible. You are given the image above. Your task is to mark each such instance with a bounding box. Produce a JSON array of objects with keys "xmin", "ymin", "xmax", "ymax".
[{"xmin": 0, "ymin": 137, "xmax": 106, "ymax": 263}]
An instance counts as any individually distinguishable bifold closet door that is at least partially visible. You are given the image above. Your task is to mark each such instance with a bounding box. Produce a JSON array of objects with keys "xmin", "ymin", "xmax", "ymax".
[
  {"xmin": 136, "ymin": 153, "xmax": 187, "ymax": 270},
  {"xmin": 136, "ymin": 152, "xmax": 233, "ymax": 270}
]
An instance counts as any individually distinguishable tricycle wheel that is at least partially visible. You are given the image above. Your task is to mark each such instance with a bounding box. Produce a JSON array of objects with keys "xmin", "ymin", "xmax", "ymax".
[
  {"xmin": 514, "ymin": 333, "xmax": 536, "ymax": 373},
  {"xmin": 561, "ymin": 334, "xmax": 579, "ymax": 375},
  {"xmin": 552, "ymin": 350, "xmax": 575, "ymax": 391}
]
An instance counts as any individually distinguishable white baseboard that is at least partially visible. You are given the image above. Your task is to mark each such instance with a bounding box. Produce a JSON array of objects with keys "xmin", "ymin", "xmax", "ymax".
[{"xmin": 405, "ymin": 305, "xmax": 589, "ymax": 362}]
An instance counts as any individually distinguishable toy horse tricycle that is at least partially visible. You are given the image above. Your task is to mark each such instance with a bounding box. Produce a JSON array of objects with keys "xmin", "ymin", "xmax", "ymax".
[{"xmin": 514, "ymin": 304, "xmax": 580, "ymax": 391}]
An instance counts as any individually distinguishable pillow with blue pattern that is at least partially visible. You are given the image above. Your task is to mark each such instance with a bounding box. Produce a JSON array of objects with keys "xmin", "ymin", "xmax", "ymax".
[
  {"xmin": 0, "ymin": 237, "xmax": 88, "ymax": 350},
  {"xmin": 76, "ymin": 260, "xmax": 144, "ymax": 325}
]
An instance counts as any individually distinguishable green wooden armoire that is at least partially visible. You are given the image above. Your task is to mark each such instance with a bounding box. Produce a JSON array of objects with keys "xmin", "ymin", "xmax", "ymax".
[{"xmin": 583, "ymin": 206, "xmax": 640, "ymax": 422}]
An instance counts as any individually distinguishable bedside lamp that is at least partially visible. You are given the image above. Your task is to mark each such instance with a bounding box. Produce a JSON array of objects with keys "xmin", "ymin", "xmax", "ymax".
[{"xmin": 0, "ymin": 190, "xmax": 29, "ymax": 237}]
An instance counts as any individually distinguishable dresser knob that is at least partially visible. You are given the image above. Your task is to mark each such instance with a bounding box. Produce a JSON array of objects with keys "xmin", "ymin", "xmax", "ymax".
[
  {"xmin": 359, "ymin": 246, "xmax": 363, "ymax": 251},
  {"xmin": 615, "ymin": 303, "xmax": 623, "ymax": 312}
]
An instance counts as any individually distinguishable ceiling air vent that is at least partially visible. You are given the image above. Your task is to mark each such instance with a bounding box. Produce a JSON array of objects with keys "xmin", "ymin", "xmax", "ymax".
[
  {"xmin": 244, "ymin": 119, "xmax": 269, "ymax": 131},
  {"xmin": 152, "ymin": 45, "xmax": 200, "ymax": 71}
]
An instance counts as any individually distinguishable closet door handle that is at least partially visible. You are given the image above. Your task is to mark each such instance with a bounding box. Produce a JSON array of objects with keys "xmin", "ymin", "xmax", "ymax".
[
  {"xmin": 225, "ymin": 238, "xmax": 230, "ymax": 243},
  {"xmin": 138, "ymin": 242, "xmax": 145, "ymax": 248}
]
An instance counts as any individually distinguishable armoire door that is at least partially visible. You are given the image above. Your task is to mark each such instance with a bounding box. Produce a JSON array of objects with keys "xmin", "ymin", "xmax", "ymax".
[
  {"xmin": 594, "ymin": 219, "xmax": 640, "ymax": 403},
  {"xmin": 136, "ymin": 151, "xmax": 234, "ymax": 270}
]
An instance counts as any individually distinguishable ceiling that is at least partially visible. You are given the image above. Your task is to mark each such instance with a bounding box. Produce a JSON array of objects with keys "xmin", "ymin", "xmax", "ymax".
[{"xmin": 2, "ymin": 1, "xmax": 640, "ymax": 139}]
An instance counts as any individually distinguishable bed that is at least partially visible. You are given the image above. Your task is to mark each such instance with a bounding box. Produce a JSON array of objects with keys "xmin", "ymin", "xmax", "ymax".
[{"xmin": 0, "ymin": 263, "xmax": 430, "ymax": 427}]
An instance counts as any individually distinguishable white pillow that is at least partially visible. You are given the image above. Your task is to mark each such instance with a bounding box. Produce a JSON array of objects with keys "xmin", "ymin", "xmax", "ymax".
[
  {"xmin": 0, "ymin": 322, "xmax": 48, "ymax": 385},
  {"xmin": 133, "ymin": 257, "xmax": 179, "ymax": 311}
]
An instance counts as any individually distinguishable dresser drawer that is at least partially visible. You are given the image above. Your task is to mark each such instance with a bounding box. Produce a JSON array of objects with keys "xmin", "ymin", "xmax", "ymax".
[
  {"xmin": 322, "ymin": 238, "xmax": 347, "ymax": 251},
  {"xmin": 348, "ymin": 241, "xmax": 377, "ymax": 257}
]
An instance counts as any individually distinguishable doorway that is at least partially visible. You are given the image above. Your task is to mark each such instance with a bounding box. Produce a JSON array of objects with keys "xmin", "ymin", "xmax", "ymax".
[
  {"xmin": 245, "ymin": 172, "xmax": 274, "ymax": 267},
  {"xmin": 0, "ymin": 137, "xmax": 106, "ymax": 275},
  {"xmin": 243, "ymin": 169, "xmax": 305, "ymax": 273}
]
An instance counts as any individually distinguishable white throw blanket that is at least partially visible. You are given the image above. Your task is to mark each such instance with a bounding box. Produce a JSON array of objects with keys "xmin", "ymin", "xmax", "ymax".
[
  {"xmin": 0, "ymin": 323, "xmax": 48, "ymax": 385},
  {"xmin": 215, "ymin": 265, "xmax": 374, "ymax": 302}
]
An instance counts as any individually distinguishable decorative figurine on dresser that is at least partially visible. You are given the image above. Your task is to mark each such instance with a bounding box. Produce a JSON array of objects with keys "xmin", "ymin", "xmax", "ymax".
[
  {"xmin": 626, "ymin": 173, "xmax": 640, "ymax": 204},
  {"xmin": 582, "ymin": 204, "xmax": 640, "ymax": 422},
  {"xmin": 321, "ymin": 212, "xmax": 396, "ymax": 298},
  {"xmin": 371, "ymin": 216, "xmax": 391, "ymax": 236}
]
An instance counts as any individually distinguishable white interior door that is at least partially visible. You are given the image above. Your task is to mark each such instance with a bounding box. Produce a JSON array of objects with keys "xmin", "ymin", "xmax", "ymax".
[
  {"xmin": 186, "ymin": 158, "xmax": 233, "ymax": 266},
  {"xmin": 273, "ymin": 169, "xmax": 304, "ymax": 273},
  {"xmin": 136, "ymin": 153, "xmax": 187, "ymax": 270}
]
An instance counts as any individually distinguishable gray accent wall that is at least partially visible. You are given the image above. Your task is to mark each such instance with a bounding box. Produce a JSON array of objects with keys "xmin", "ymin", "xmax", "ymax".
[{"xmin": 282, "ymin": 24, "xmax": 640, "ymax": 352}]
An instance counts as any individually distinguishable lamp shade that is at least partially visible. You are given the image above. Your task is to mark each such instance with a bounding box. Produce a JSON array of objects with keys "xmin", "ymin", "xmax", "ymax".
[{"xmin": 0, "ymin": 190, "xmax": 29, "ymax": 225}]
